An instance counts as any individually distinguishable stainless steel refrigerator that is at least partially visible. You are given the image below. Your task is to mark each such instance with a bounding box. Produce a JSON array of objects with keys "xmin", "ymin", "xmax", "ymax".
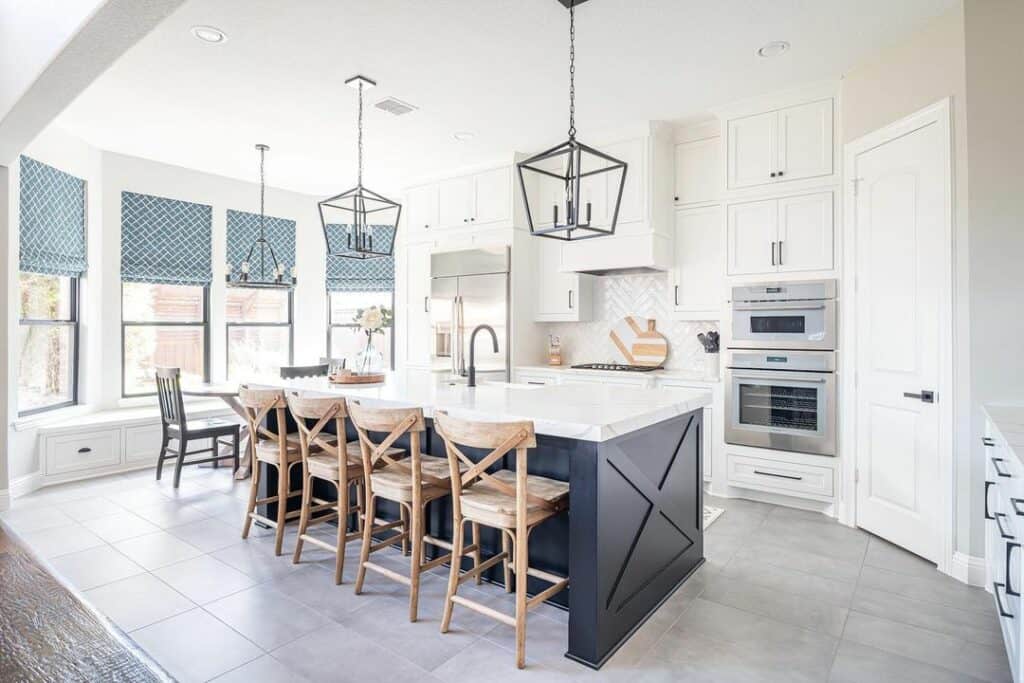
[{"xmin": 430, "ymin": 247, "xmax": 510, "ymax": 382}]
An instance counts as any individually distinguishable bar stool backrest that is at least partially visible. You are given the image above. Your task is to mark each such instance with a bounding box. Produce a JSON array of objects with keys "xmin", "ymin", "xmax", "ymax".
[
  {"xmin": 433, "ymin": 411, "xmax": 550, "ymax": 518},
  {"xmin": 347, "ymin": 400, "xmax": 428, "ymax": 489},
  {"xmin": 155, "ymin": 367, "xmax": 187, "ymax": 433},
  {"xmin": 238, "ymin": 387, "xmax": 288, "ymax": 453},
  {"xmin": 285, "ymin": 394, "xmax": 346, "ymax": 464}
]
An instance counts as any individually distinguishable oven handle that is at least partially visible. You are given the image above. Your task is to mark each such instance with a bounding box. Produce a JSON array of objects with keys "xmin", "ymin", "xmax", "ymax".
[
  {"xmin": 727, "ymin": 369, "xmax": 830, "ymax": 384},
  {"xmin": 733, "ymin": 302, "xmax": 828, "ymax": 312}
]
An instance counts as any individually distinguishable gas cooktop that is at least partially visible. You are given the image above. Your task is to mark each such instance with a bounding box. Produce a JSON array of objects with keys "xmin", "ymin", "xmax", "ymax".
[{"xmin": 570, "ymin": 363, "xmax": 663, "ymax": 372}]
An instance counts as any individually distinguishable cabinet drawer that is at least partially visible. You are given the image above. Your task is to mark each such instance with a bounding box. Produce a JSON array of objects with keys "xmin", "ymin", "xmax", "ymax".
[
  {"xmin": 726, "ymin": 452, "xmax": 833, "ymax": 498},
  {"xmin": 124, "ymin": 423, "xmax": 165, "ymax": 464},
  {"xmin": 44, "ymin": 429, "xmax": 123, "ymax": 476}
]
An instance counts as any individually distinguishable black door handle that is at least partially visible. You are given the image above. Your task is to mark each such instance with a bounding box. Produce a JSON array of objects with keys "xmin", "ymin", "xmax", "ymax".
[
  {"xmin": 993, "ymin": 457, "xmax": 1012, "ymax": 478},
  {"xmin": 903, "ymin": 390, "xmax": 935, "ymax": 403},
  {"xmin": 1008, "ymin": 543, "xmax": 1021, "ymax": 596},
  {"xmin": 995, "ymin": 582, "xmax": 1014, "ymax": 618}
]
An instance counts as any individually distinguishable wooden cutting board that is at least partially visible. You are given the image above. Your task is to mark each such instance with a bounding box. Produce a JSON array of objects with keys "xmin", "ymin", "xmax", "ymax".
[{"xmin": 610, "ymin": 316, "xmax": 669, "ymax": 367}]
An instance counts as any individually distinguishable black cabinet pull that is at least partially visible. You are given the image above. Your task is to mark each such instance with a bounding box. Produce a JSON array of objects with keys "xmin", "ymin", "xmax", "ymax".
[
  {"xmin": 995, "ymin": 582, "xmax": 1014, "ymax": 619},
  {"xmin": 674, "ymin": 285, "xmax": 679, "ymax": 306},
  {"xmin": 526, "ymin": 381, "xmax": 545, "ymax": 386},
  {"xmin": 986, "ymin": 481, "xmax": 996, "ymax": 520},
  {"xmin": 77, "ymin": 447, "xmax": 92, "ymax": 454},
  {"xmin": 464, "ymin": 218, "xmax": 468, "ymax": 223},
  {"xmin": 424, "ymin": 224, "xmax": 430, "ymax": 229},
  {"xmin": 993, "ymin": 457, "xmax": 1012, "ymax": 478},
  {"xmin": 983, "ymin": 437, "xmax": 996, "ymax": 447},
  {"xmin": 424, "ymin": 296, "xmax": 430, "ymax": 313},
  {"xmin": 1008, "ymin": 543, "xmax": 1021, "ymax": 596},
  {"xmin": 674, "ymin": 195, "xmax": 680, "ymax": 201},
  {"xmin": 1012, "ymin": 498, "xmax": 1024, "ymax": 517},
  {"xmin": 777, "ymin": 171, "xmax": 784, "ymax": 177},
  {"xmin": 568, "ymin": 290, "xmax": 574, "ymax": 310},
  {"xmin": 995, "ymin": 512, "xmax": 1015, "ymax": 540},
  {"xmin": 770, "ymin": 172, "xmax": 777, "ymax": 178},
  {"xmin": 753, "ymin": 469, "xmax": 803, "ymax": 481},
  {"xmin": 770, "ymin": 241, "xmax": 776, "ymax": 266},
  {"xmin": 470, "ymin": 217, "xmax": 475, "ymax": 222},
  {"xmin": 778, "ymin": 240, "xmax": 783, "ymax": 266}
]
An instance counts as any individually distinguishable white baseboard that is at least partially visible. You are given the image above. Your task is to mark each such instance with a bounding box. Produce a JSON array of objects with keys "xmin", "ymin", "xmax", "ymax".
[
  {"xmin": 950, "ymin": 551, "xmax": 986, "ymax": 587},
  {"xmin": 10, "ymin": 472, "xmax": 43, "ymax": 499},
  {"xmin": 0, "ymin": 489, "xmax": 9, "ymax": 512}
]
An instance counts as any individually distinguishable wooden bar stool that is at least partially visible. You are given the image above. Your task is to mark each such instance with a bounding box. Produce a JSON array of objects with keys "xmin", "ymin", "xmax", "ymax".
[
  {"xmin": 286, "ymin": 394, "xmax": 369, "ymax": 584},
  {"xmin": 348, "ymin": 400, "xmax": 474, "ymax": 621},
  {"xmin": 434, "ymin": 411, "xmax": 570, "ymax": 669},
  {"xmin": 239, "ymin": 387, "xmax": 307, "ymax": 556}
]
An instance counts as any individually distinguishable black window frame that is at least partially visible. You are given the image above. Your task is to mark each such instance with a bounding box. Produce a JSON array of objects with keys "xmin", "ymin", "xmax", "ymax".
[
  {"xmin": 17, "ymin": 274, "xmax": 80, "ymax": 416},
  {"xmin": 225, "ymin": 288, "xmax": 295, "ymax": 381},
  {"xmin": 326, "ymin": 290, "xmax": 396, "ymax": 371},
  {"xmin": 121, "ymin": 282, "xmax": 211, "ymax": 398}
]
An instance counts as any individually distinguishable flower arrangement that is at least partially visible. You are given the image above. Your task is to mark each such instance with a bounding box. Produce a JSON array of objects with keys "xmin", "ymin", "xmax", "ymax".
[{"xmin": 353, "ymin": 305, "xmax": 392, "ymax": 373}]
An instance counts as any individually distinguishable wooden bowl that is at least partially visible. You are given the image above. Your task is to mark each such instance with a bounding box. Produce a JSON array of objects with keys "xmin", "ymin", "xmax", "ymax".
[{"xmin": 328, "ymin": 372, "xmax": 386, "ymax": 385}]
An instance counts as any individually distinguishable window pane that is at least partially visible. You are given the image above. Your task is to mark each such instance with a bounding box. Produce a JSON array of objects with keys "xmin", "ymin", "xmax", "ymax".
[
  {"xmin": 19, "ymin": 273, "xmax": 72, "ymax": 320},
  {"xmin": 226, "ymin": 288, "xmax": 289, "ymax": 323},
  {"xmin": 330, "ymin": 325, "xmax": 392, "ymax": 370},
  {"xmin": 124, "ymin": 325, "xmax": 204, "ymax": 395},
  {"xmin": 18, "ymin": 324, "xmax": 74, "ymax": 411},
  {"xmin": 227, "ymin": 326, "xmax": 290, "ymax": 380},
  {"xmin": 123, "ymin": 282, "xmax": 205, "ymax": 322},
  {"xmin": 329, "ymin": 291, "xmax": 391, "ymax": 325}
]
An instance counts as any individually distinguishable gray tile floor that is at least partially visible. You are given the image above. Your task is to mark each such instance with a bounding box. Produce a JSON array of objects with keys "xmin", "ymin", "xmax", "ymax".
[{"xmin": 1, "ymin": 467, "xmax": 1011, "ymax": 682}]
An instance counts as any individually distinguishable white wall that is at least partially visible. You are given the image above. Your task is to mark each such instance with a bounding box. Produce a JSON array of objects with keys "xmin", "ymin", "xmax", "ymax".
[{"xmin": 5, "ymin": 124, "xmax": 330, "ymax": 482}]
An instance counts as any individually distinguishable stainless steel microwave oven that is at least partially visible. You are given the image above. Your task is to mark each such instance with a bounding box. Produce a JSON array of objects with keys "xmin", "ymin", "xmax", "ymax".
[{"xmin": 729, "ymin": 280, "xmax": 837, "ymax": 351}]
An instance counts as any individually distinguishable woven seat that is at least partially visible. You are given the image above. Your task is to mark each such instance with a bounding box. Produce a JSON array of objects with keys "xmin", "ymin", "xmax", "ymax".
[
  {"xmin": 460, "ymin": 470, "xmax": 569, "ymax": 528},
  {"xmin": 307, "ymin": 452, "xmax": 362, "ymax": 481},
  {"xmin": 370, "ymin": 455, "xmax": 464, "ymax": 502},
  {"xmin": 254, "ymin": 439, "xmax": 302, "ymax": 465}
]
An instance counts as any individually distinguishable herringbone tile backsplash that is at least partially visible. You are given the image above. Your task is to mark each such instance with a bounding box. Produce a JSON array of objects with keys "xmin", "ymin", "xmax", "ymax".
[{"xmin": 541, "ymin": 273, "xmax": 719, "ymax": 370}]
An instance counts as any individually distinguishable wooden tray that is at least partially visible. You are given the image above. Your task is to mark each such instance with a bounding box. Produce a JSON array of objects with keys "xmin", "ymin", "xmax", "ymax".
[
  {"xmin": 329, "ymin": 372, "xmax": 386, "ymax": 385},
  {"xmin": 609, "ymin": 316, "xmax": 669, "ymax": 367}
]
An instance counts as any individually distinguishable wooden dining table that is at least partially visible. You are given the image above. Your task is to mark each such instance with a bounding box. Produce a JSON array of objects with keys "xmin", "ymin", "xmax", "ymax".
[{"xmin": 181, "ymin": 382, "xmax": 251, "ymax": 479}]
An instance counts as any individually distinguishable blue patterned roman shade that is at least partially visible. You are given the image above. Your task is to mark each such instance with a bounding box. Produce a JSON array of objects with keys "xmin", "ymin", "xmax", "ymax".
[
  {"xmin": 325, "ymin": 224, "xmax": 395, "ymax": 292},
  {"xmin": 19, "ymin": 156, "xmax": 88, "ymax": 277},
  {"xmin": 226, "ymin": 209, "xmax": 296, "ymax": 286},
  {"xmin": 121, "ymin": 191, "xmax": 212, "ymax": 286}
]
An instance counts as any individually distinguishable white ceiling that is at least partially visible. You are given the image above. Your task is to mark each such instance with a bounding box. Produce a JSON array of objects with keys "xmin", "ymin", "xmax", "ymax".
[{"xmin": 55, "ymin": 0, "xmax": 956, "ymax": 196}]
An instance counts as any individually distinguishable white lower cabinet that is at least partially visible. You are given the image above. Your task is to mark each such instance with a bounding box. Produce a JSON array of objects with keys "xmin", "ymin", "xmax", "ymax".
[
  {"xmin": 43, "ymin": 429, "xmax": 122, "ymax": 476},
  {"xmin": 124, "ymin": 423, "xmax": 165, "ymax": 464},
  {"xmin": 726, "ymin": 452, "xmax": 834, "ymax": 500}
]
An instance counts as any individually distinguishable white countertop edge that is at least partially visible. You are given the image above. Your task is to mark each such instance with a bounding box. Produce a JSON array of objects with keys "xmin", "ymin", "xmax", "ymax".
[{"xmin": 515, "ymin": 365, "xmax": 721, "ymax": 385}]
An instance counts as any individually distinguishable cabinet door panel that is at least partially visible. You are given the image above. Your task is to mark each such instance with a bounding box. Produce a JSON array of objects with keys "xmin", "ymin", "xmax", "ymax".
[
  {"xmin": 406, "ymin": 184, "xmax": 439, "ymax": 235},
  {"xmin": 535, "ymin": 238, "xmax": 572, "ymax": 318},
  {"xmin": 777, "ymin": 192, "xmax": 833, "ymax": 272},
  {"xmin": 675, "ymin": 137, "xmax": 720, "ymax": 205},
  {"xmin": 727, "ymin": 199, "xmax": 777, "ymax": 275},
  {"xmin": 404, "ymin": 245, "xmax": 433, "ymax": 364},
  {"xmin": 727, "ymin": 111, "xmax": 776, "ymax": 190},
  {"xmin": 438, "ymin": 176, "xmax": 474, "ymax": 228},
  {"xmin": 672, "ymin": 206, "xmax": 722, "ymax": 314},
  {"xmin": 777, "ymin": 99, "xmax": 833, "ymax": 183},
  {"xmin": 473, "ymin": 167, "xmax": 511, "ymax": 225}
]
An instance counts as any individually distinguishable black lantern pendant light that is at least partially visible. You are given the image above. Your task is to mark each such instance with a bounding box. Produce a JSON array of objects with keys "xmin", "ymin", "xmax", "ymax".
[
  {"xmin": 318, "ymin": 75, "xmax": 401, "ymax": 260},
  {"xmin": 227, "ymin": 144, "xmax": 296, "ymax": 288},
  {"xmin": 516, "ymin": 0, "xmax": 627, "ymax": 241}
]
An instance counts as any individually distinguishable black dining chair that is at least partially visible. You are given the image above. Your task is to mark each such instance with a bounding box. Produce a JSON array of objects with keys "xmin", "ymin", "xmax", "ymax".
[
  {"xmin": 280, "ymin": 363, "xmax": 330, "ymax": 379},
  {"xmin": 155, "ymin": 367, "xmax": 241, "ymax": 488}
]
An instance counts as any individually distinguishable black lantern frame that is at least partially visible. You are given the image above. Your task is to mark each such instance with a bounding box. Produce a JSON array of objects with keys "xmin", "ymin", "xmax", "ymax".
[
  {"xmin": 516, "ymin": 138, "xmax": 627, "ymax": 241},
  {"xmin": 318, "ymin": 74, "xmax": 401, "ymax": 260},
  {"xmin": 227, "ymin": 144, "xmax": 296, "ymax": 289}
]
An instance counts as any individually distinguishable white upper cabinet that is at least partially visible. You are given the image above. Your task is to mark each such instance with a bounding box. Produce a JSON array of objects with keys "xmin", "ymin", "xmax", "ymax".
[
  {"xmin": 727, "ymin": 199, "xmax": 778, "ymax": 275},
  {"xmin": 473, "ymin": 166, "xmax": 512, "ymax": 226},
  {"xmin": 777, "ymin": 192, "xmax": 834, "ymax": 273},
  {"xmin": 438, "ymin": 175, "xmax": 475, "ymax": 228},
  {"xmin": 725, "ymin": 98, "xmax": 834, "ymax": 191},
  {"xmin": 671, "ymin": 205, "xmax": 722, "ymax": 318},
  {"xmin": 727, "ymin": 191, "xmax": 833, "ymax": 276},
  {"xmin": 674, "ymin": 136, "xmax": 720, "ymax": 206},
  {"xmin": 405, "ymin": 184, "xmax": 439, "ymax": 237},
  {"xmin": 534, "ymin": 238, "xmax": 593, "ymax": 322},
  {"xmin": 727, "ymin": 112, "xmax": 777, "ymax": 190}
]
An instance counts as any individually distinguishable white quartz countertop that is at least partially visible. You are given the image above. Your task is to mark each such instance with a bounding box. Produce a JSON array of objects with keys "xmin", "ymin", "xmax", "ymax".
[
  {"xmin": 246, "ymin": 372, "xmax": 711, "ymax": 442},
  {"xmin": 515, "ymin": 365, "xmax": 721, "ymax": 385}
]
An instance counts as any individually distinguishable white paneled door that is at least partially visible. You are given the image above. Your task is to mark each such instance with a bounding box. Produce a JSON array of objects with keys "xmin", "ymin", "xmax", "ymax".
[{"xmin": 853, "ymin": 118, "xmax": 946, "ymax": 563}]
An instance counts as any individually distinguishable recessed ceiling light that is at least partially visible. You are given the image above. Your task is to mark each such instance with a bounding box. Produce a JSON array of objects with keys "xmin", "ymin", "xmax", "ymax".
[
  {"xmin": 191, "ymin": 25, "xmax": 228, "ymax": 44},
  {"xmin": 453, "ymin": 131, "xmax": 475, "ymax": 142},
  {"xmin": 757, "ymin": 41, "xmax": 790, "ymax": 58}
]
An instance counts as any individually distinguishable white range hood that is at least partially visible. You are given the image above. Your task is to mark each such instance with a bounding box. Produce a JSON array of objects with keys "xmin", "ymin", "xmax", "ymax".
[{"xmin": 561, "ymin": 232, "xmax": 673, "ymax": 275}]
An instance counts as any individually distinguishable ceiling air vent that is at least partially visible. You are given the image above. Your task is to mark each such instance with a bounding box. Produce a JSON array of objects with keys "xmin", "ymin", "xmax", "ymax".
[{"xmin": 374, "ymin": 97, "xmax": 417, "ymax": 116}]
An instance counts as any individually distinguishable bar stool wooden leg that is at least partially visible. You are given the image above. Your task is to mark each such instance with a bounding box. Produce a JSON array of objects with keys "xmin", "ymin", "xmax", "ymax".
[
  {"xmin": 514, "ymin": 454, "xmax": 529, "ymax": 669},
  {"xmin": 274, "ymin": 462, "xmax": 288, "ymax": 556},
  {"xmin": 409, "ymin": 503, "xmax": 424, "ymax": 622},
  {"xmin": 242, "ymin": 458, "xmax": 261, "ymax": 539},
  {"xmin": 354, "ymin": 494, "xmax": 376, "ymax": 594},
  {"xmin": 292, "ymin": 469, "xmax": 312, "ymax": 564},
  {"xmin": 399, "ymin": 505, "xmax": 410, "ymax": 556},
  {"xmin": 355, "ymin": 482, "xmax": 365, "ymax": 532},
  {"xmin": 471, "ymin": 522, "xmax": 483, "ymax": 585},
  {"xmin": 501, "ymin": 530, "xmax": 513, "ymax": 593},
  {"xmin": 334, "ymin": 477, "xmax": 350, "ymax": 585},
  {"xmin": 441, "ymin": 518, "xmax": 464, "ymax": 634}
]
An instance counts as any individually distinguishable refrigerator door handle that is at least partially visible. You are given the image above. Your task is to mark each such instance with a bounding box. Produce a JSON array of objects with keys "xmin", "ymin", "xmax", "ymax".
[
  {"xmin": 458, "ymin": 295, "xmax": 466, "ymax": 376},
  {"xmin": 450, "ymin": 297, "xmax": 458, "ymax": 376}
]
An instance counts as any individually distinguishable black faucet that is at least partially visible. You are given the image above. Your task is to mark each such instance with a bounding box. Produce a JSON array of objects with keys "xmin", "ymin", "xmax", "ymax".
[{"xmin": 467, "ymin": 324, "xmax": 499, "ymax": 388}]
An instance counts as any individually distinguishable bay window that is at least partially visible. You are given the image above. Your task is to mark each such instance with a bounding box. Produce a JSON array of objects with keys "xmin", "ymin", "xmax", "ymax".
[{"xmin": 17, "ymin": 273, "xmax": 79, "ymax": 414}]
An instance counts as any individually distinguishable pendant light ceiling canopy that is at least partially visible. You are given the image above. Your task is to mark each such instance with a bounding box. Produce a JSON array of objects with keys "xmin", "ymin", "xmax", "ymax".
[
  {"xmin": 227, "ymin": 143, "xmax": 296, "ymax": 288},
  {"xmin": 516, "ymin": 0, "xmax": 627, "ymax": 241},
  {"xmin": 319, "ymin": 75, "xmax": 401, "ymax": 261}
]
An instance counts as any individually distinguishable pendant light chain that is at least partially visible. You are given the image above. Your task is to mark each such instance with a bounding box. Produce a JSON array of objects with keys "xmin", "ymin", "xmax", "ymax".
[
  {"xmin": 568, "ymin": 1, "xmax": 576, "ymax": 140},
  {"xmin": 357, "ymin": 81, "xmax": 364, "ymax": 187},
  {"xmin": 258, "ymin": 144, "xmax": 266, "ymax": 238}
]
